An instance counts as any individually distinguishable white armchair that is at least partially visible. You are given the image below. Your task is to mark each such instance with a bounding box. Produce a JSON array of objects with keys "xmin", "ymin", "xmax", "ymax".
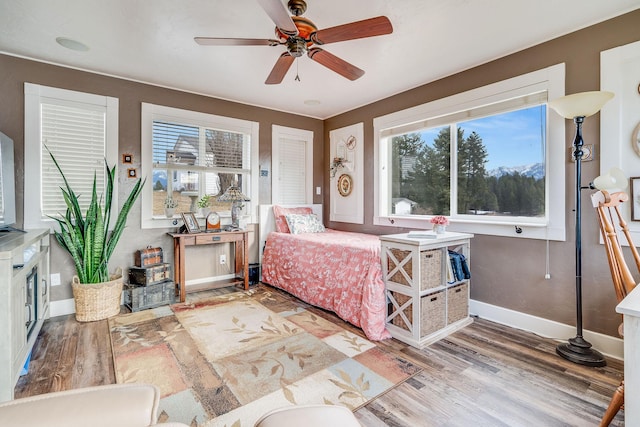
[{"xmin": 0, "ymin": 383, "xmax": 188, "ymax": 427}]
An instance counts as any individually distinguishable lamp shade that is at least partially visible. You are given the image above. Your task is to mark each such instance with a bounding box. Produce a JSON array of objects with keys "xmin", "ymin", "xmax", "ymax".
[
  {"xmin": 548, "ymin": 91, "xmax": 614, "ymax": 119},
  {"xmin": 592, "ymin": 167, "xmax": 628, "ymax": 191},
  {"xmin": 217, "ymin": 185, "xmax": 250, "ymax": 202}
]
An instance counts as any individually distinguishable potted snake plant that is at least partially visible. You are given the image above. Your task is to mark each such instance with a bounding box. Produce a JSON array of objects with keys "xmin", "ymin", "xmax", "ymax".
[{"xmin": 47, "ymin": 150, "xmax": 144, "ymax": 322}]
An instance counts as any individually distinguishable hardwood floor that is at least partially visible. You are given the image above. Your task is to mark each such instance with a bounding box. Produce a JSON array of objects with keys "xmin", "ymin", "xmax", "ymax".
[{"xmin": 15, "ymin": 286, "xmax": 624, "ymax": 426}]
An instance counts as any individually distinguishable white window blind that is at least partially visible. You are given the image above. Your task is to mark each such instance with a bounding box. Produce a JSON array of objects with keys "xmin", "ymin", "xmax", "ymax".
[
  {"xmin": 271, "ymin": 125, "xmax": 314, "ymax": 205},
  {"xmin": 277, "ymin": 137, "xmax": 307, "ymax": 204},
  {"xmin": 24, "ymin": 83, "xmax": 118, "ymax": 230},
  {"xmin": 41, "ymin": 102, "xmax": 106, "ymax": 216}
]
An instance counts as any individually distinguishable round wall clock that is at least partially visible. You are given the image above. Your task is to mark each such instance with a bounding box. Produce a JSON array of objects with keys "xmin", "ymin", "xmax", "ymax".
[
  {"xmin": 337, "ymin": 174, "xmax": 353, "ymax": 197},
  {"xmin": 206, "ymin": 211, "xmax": 221, "ymax": 230}
]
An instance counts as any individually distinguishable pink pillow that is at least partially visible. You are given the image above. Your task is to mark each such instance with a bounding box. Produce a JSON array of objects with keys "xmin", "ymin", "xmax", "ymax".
[{"xmin": 273, "ymin": 205, "xmax": 313, "ymax": 233}]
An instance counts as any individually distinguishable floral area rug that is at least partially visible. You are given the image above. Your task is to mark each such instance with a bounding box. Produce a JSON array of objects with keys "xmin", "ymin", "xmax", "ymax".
[{"xmin": 109, "ymin": 286, "xmax": 421, "ymax": 427}]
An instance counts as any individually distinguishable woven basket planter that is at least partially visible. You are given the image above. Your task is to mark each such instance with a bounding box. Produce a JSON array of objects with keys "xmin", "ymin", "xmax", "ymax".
[{"xmin": 72, "ymin": 268, "xmax": 123, "ymax": 322}]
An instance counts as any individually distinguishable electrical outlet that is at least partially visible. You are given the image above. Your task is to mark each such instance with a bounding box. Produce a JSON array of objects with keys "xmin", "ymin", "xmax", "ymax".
[{"xmin": 219, "ymin": 254, "xmax": 226, "ymax": 265}]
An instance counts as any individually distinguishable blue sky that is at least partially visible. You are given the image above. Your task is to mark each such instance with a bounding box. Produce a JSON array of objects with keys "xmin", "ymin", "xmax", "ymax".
[{"xmin": 420, "ymin": 105, "xmax": 546, "ymax": 171}]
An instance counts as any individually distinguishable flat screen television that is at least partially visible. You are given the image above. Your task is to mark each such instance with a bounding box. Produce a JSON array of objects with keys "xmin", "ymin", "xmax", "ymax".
[{"xmin": 0, "ymin": 131, "xmax": 17, "ymax": 231}]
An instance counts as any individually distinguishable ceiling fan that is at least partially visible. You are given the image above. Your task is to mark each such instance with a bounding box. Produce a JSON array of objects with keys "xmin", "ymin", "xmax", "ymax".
[{"xmin": 195, "ymin": 0, "xmax": 393, "ymax": 84}]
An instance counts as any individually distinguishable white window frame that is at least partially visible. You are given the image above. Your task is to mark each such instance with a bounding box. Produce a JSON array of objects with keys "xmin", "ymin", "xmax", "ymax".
[
  {"xmin": 141, "ymin": 103, "xmax": 259, "ymax": 229},
  {"xmin": 373, "ymin": 63, "xmax": 566, "ymax": 240},
  {"xmin": 271, "ymin": 125, "xmax": 314, "ymax": 204},
  {"xmin": 24, "ymin": 83, "xmax": 119, "ymax": 230}
]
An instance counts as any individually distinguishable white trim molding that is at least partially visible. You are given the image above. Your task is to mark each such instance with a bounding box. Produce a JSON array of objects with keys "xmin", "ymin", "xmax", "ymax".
[{"xmin": 470, "ymin": 299, "xmax": 623, "ymax": 360}]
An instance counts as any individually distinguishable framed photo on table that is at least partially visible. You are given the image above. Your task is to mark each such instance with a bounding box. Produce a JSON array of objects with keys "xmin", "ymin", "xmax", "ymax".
[{"xmin": 181, "ymin": 212, "xmax": 200, "ymax": 233}]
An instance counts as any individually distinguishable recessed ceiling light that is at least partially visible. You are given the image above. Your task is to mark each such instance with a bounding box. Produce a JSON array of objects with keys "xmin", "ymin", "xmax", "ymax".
[
  {"xmin": 56, "ymin": 37, "xmax": 89, "ymax": 52},
  {"xmin": 304, "ymin": 100, "xmax": 321, "ymax": 106}
]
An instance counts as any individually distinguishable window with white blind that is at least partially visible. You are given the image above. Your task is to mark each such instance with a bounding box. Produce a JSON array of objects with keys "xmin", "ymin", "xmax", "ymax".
[
  {"xmin": 24, "ymin": 83, "xmax": 118, "ymax": 230},
  {"xmin": 141, "ymin": 103, "xmax": 259, "ymax": 228},
  {"xmin": 271, "ymin": 125, "xmax": 313, "ymax": 205}
]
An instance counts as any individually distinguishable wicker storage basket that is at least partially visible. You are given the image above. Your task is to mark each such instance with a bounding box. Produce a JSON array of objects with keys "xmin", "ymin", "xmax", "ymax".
[
  {"xmin": 447, "ymin": 282, "xmax": 469, "ymax": 324},
  {"xmin": 420, "ymin": 290, "xmax": 446, "ymax": 336},
  {"xmin": 72, "ymin": 268, "xmax": 123, "ymax": 322},
  {"xmin": 386, "ymin": 248, "xmax": 442, "ymax": 291}
]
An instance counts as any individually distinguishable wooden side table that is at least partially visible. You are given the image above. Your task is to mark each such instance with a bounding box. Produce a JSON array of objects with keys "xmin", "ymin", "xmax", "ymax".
[{"xmin": 169, "ymin": 230, "xmax": 249, "ymax": 302}]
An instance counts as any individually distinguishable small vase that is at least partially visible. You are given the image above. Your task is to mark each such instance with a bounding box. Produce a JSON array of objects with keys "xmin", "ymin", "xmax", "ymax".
[
  {"xmin": 434, "ymin": 224, "xmax": 446, "ymax": 234},
  {"xmin": 165, "ymin": 208, "xmax": 176, "ymax": 218}
]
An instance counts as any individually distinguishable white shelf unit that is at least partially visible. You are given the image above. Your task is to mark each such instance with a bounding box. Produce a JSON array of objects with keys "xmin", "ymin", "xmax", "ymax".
[
  {"xmin": 380, "ymin": 232, "xmax": 473, "ymax": 348},
  {"xmin": 0, "ymin": 229, "xmax": 50, "ymax": 402}
]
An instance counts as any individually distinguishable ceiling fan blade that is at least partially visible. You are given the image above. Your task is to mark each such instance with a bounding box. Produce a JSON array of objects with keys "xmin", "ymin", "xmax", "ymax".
[
  {"xmin": 194, "ymin": 37, "xmax": 279, "ymax": 46},
  {"xmin": 256, "ymin": 0, "xmax": 298, "ymax": 36},
  {"xmin": 307, "ymin": 47, "xmax": 364, "ymax": 81},
  {"xmin": 311, "ymin": 16, "xmax": 393, "ymax": 45},
  {"xmin": 265, "ymin": 52, "xmax": 295, "ymax": 84}
]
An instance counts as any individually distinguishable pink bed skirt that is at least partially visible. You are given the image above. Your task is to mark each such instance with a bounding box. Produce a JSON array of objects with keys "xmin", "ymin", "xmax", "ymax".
[{"xmin": 261, "ymin": 229, "xmax": 391, "ymax": 341}]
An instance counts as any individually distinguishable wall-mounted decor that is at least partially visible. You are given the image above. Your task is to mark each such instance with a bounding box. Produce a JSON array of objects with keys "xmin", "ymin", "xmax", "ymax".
[
  {"xmin": 337, "ymin": 174, "xmax": 353, "ymax": 197},
  {"xmin": 127, "ymin": 168, "xmax": 137, "ymax": 178},
  {"xmin": 122, "ymin": 153, "xmax": 132, "ymax": 164},
  {"xmin": 631, "ymin": 177, "xmax": 640, "ymax": 221},
  {"xmin": 330, "ymin": 123, "xmax": 363, "ymax": 224},
  {"xmin": 632, "ymin": 121, "xmax": 640, "ymax": 157}
]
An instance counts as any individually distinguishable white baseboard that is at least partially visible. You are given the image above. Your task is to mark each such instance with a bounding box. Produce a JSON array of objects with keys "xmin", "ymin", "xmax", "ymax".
[
  {"xmin": 470, "ymin": 299, "xmax": 623, "ymax": 360},
  {"xmin": 50, "ymin": 298, "xmax": 76, "ymax": 317}
]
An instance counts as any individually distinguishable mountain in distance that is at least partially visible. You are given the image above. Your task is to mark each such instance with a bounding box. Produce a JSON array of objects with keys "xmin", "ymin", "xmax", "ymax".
[
  {"xmin": 153, "ymin": 169, "xmax": 167, "ymax": 187},
  {"xmin": 488, "ymin": 163, "xmax": 544, "ymax": 180}
]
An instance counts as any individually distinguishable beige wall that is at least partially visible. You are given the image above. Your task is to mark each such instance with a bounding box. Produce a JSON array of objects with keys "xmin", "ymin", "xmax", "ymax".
[
  {"xmin": 324, "ymin": 9, "xmax": 640, "ymax": 337},
  {"xmin": 0, "ymin": 54, "xmax": 324, "ymax": 301}
]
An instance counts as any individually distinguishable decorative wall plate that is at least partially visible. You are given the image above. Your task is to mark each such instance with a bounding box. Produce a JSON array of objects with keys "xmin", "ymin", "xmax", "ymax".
[
  {"xmin": 337, "ymin": 173, "xmax": 353, "ymax": 197},
  {"xmin": 346, "ymin": 135, "xmax": 357, "ymax": 150},
  {"xmin": 633, "ymin": 121, "xmax": 640, "ymax": 157}
]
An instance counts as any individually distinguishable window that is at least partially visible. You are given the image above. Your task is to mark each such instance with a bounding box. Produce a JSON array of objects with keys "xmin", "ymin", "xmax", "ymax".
[
  {"xmin": 141, "ymin": 103, "xmax": 259, "ymax": 228},
  {"xmin": 24, "ymin": 83, "xmax": 118, "ymax": 229},
  {"xmin": 271, "ymin": 125, "xmax": 314, "ymax": 204},
  {"xmin": 374, "ymin": 64, "xmax": 566, "ymax": 240}
]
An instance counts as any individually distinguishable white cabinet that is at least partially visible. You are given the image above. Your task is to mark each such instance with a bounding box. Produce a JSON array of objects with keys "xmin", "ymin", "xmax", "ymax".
[
  {"xmin": 380, "ymin": 232, "xmax": 473, "ymax": 348},
  {"xmin": 0, "ymin": 229, "xmax": 50, "ymax": 402}
]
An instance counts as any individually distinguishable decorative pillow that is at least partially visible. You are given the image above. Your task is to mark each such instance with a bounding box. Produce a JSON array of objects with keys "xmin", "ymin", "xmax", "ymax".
[
  {"xmin": 285, "ymin": 213, "xmax": 326, "ymax": 234},
  {"xmin": 273, "ymin": 205, "xmax": 313, "ymax": 233}
]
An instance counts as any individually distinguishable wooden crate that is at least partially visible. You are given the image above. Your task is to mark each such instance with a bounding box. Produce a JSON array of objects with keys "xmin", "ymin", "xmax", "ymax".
[
  {"xmin": 124, "ymin": 280, "xmax": 176, "ymax": 312},
  {"xmin": 128, "ymin": 263, "xmax": 172, "ymax": 286},
  {"xmin": 134, "ymin": 247, "xmax": 163, "ymax": 267}
]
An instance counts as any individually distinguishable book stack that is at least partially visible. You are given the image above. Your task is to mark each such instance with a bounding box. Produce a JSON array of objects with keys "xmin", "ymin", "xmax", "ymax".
[{"xmin": 447, "ymin": 250, "xmax": 471, "ymax": 284}]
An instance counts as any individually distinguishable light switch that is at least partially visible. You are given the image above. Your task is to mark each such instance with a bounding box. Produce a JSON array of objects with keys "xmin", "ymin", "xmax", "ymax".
[{"xmin": 316, "ymin": 186, "xmax": 321, "ymax": 195}]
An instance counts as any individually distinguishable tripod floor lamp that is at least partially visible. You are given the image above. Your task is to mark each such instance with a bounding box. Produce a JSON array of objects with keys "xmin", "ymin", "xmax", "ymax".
[{"xmin": 548, "ymin": 90, "xmax": 617, "ymax": 367}]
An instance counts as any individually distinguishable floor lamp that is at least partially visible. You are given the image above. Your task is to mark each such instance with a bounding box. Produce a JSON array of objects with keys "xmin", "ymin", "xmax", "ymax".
[{"xmin": 548, "ymin": 91, "xmax": 614, "ymax": 367}]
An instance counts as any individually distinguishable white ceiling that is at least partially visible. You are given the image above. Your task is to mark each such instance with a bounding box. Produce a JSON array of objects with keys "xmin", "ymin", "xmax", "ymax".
[{"xmin": 1, "ymin": 0, "xmax": 638, "ymax": 120}]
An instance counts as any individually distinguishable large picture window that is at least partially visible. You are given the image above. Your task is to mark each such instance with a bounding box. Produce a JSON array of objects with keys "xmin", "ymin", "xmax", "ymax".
[
  {"xmin": 141, "ymin": 103, "xmax": 259, "ymax": 229},
  {"xmin": 374, "ymin": 64, "xmax": 566, "ymax": 240}
]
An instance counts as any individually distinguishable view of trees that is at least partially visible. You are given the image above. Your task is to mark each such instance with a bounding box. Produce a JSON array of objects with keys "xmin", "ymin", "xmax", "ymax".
[{"xmin": 391, "ymin": 127, "xmax": 545, "ymax": 217}]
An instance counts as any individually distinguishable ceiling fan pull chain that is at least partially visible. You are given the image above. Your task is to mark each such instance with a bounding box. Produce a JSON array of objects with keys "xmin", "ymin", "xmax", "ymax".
[{"xmin": 295, "ymin": 59, "xmax": 301, "ymax": 82}]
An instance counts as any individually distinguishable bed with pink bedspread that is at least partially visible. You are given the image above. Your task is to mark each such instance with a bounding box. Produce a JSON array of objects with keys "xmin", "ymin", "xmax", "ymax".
[{"xmin": 261, "ymin": 227, "xmax": 391, "ymax": 341}]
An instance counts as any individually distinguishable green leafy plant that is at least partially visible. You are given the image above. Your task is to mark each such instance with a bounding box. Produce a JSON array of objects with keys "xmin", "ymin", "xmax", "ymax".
[
  {"xmin": 197, "ymin": 194, "xmax": 211, "ymax": 208},
  {"xmin": 47, "ymin": 150, "xmax": 145, "ymax": 284}
]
